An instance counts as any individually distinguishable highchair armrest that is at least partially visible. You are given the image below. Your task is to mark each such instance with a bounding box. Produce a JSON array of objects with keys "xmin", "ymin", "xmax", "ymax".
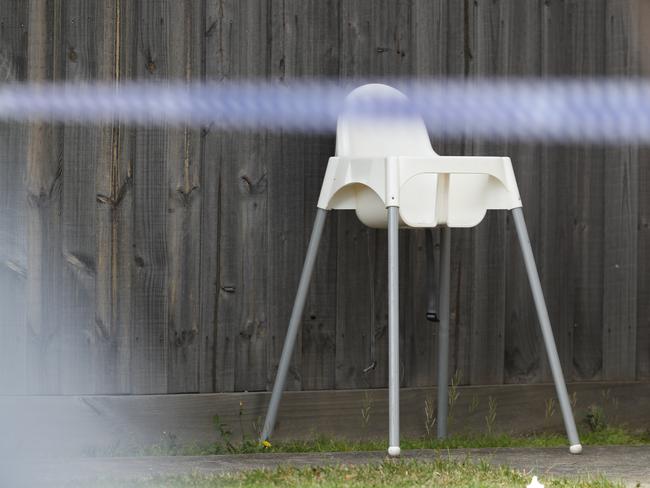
[{"xmin": 317, "ymin": 155, "xmax": 522, "ymax": 213}]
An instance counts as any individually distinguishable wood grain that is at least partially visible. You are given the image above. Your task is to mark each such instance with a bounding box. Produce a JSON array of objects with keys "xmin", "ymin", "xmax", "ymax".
[
  {"xmin": 602, "ymin": 0, "xmax": 639, "ymax": 380},
  {"xmin": 59, "ymin": 0, "xmax": 102, "ymax": 394},
  {"xmin": 130, "ymin": 0, "xmax": 170, "ymax": 394},
  {"xmin": 3, "ymin": 0, "xmax": 647, "ymax": 394},
  {"xmin": 25, "ymin": 0, "xmax": 64, "ymax": 393},
  {"xmin": 165, "ymin": 0, "xmax": 203, "ymax": 394},
  {"xmin": 0, "ymin": 1, "xmax": 28, "ymax": 394}
]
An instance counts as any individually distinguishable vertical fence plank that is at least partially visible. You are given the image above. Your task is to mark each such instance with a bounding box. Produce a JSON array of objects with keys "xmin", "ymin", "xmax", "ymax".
[
  {"xmin": 265, "ymin": 0, "xmax": 306, "ymax": 393},
  {"xmin": 129, "ymin": 0, "xmax": 170, "ymax": 393},
  {"xmin": 443, "ymin": 0, "xmax": 475, "ymax": 388},
  {"xmin": 602, "ymin": 0, "xmax": 638, "ymax": 380},
  {"xmin": 0, "ymin": 2, "xmax": 28, "ymax": 394},
  {"xmin": 461, "ymin": 0, "xmax": 510, "ymax": 386},
  {"xmin": 267, "ymin": 0, "xmax": 341, "ymax": 392},
  {"xmin": 335, "ymin": 0, "xmax": 375, "ymax": 390},
  {"xmin": 25, "ymin": 0, "xmax": 64, "ymax": 394},
  {"xmin": 563, "ymin": 0, "xmax": 607, "ymax": 382},
  {"xmin": 638, "ymin": 0, "xmax": 650, "ymax": 381},
  {"xmin": 638, "ymin": 144, "xmax": 650, "ymax": 379},
  {"xmin": 407, "ymin": 0, "xmax": 466, "ymax": 388},
  {"xmin": 506, "ymin": 0, "xmax": 578, "ymax": 385},
  {"xmin": 299, "ymin": 0, "xmax": 340, "ymax": 391},
  {"xmin": 336, "ymin": 0, "xmax": 412, "ymax": 390},
  {"xmin": 536, "ymin": 0, "xmax": 576, "ymax": 384},
  {"xmin": 209, "ymin": 1, "xmax": 270, "ymax": 392},
  {"xmin": 94, "ymin": 0, "xmax": 133, "ymax": 394},
  {"xmin": 199, "ymin": 0, "xmax": 223, "ymax": 393},
  {"xmin": 496, "ymin": 1, "xmax": 543, "ymax": 387},
  {"xmin": 166, "ymin": 0, "xmax": 203, "ymax": 394},
  {"xmin": 59, "ymin": 0, "xmax": 103, "ymax": 394}
]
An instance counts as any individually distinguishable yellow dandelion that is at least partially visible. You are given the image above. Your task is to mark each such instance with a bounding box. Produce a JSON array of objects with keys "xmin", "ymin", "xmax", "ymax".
[{"xmin": 262, "ymin": 440, "xmax": 272, "ymax": 448}]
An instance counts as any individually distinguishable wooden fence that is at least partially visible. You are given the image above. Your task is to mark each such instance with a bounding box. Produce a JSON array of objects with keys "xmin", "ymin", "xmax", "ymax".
[{"xmin": 0, "ymin": 0, "xmax": 648, "ymax": 395}]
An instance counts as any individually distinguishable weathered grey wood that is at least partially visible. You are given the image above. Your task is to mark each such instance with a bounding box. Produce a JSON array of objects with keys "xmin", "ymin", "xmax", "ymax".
[
  {"xmin": 25, "ymin": 0, "xmax": 64, "ymax": 394},
  {"xmin": 266, "ymin": 128, "xmax": 304, "ymax": 392},
  {"xmin": 2, "ymin": 381, "xmax": 648, "ymax": 457},
  {"xmin": 334, "ymin": 1, "xmax": 375, "ymax": 390},
  {"xmin": 59, "ymin": 0, "xmax": 105, "ymax": 394},
  {"xmin": 211, "ymin": 1, "xmax": 271, "ymax": 392},
  {"xmin": 165, "ymin": 0, "xmax": 203, "ymax": 394},
  {"xmin": 602, "ymin": 0, "xmax": 639, "ymax": 380},
  {"xmin": 335, "ymin": 0, "xmax": 415, "ymax": 391},
  {"xmin": 461, "ymin": 0, "xmax": 511, "ymax": 386},
  {"xmin": 3, "ymin": 0, "xmax": 649, "ymax": 395},
  {"xmin": 266, "ymin": 0, "xmax": 342, "ymax": 392},
  {"xmin": 265, "ymin": 1, "xmax": 305, "ymax": 393},
  {"xmin": 501, "ymin": 1, "xmax": 544, "ymax": 386},
  {"xmin": 405, "ymin": 2, "xmax": 442, "ymax": 389},
  {"xmin": 0, "ymin": 2, "xmax": 28, "ymax": 394},
  {"xmin": 199, "ymin": 0, "xmax": 225, "ymax": 393},
  {"xmin": 302, "ymin": 143, "xmax": 338, "ymax": 390},
  {"xmin": 636, "ymin": 1, "xmax": 650, "ymax": 382},
  {"xmin": 639, "ymin": 0, "xmax": 650, "ymax": 378},
  {"xmin": 297, "ymin": 2, "xmax": 340, "ymax": 392},
  {"xmin": 560, "ymin": 0, "xmax": 607, "ymax": 382},
  {"xmin": 94, "ymin": 0, "xmax": 133, "ymax": 394},
  {"xmin": 535, "ymin": 0, "xmax": 576, "ymax": 383},
  {"xmin": 409, "ymin": 0, "xmax": 469, "ymax": 388},
  {"xmin": 129, "ymin": 0, "xmax": 171, "ymax": 393},
  {"xmin": 638, "ymin": 146, "xmax": 650, "ymax": 380}
]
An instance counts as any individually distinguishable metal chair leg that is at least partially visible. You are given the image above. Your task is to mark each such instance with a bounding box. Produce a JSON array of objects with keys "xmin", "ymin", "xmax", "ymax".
[
  {"xmin": 437, "ymin": 226, "xmax": 451, "ymax": 439},
  {"xmin": 260, "ymin": 208, "xmax": 328, "ymax": 442},
  {"xmin": 512, "ymin": 207, "xmax": 582, "ymax": 454},
  {"xmin": 387, "ymin": 206, "xmax": 401, "ymax": 457}
]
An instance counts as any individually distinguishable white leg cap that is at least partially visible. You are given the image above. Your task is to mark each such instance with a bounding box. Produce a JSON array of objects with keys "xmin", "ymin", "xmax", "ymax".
[
  {"xmin": 569, "ymin": 444, "xmax": 582, "ymax": 454},
  {"xmin": 387, "ymin": 446, "xmax": 401, "ymax": 457}
]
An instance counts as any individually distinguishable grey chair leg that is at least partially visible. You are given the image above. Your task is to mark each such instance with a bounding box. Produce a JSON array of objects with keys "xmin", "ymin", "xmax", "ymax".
[
  {"xmin": 437, "ymin": 226, "xmax": 451, "ymax": 439},
  {"xmin": 260, "ymin": 208, "xmax": 328, "ymax": 442},
  {"xmin": 511, "ymin": 207, "xmax": 582, "ymax": 454},
  {"xmin": 387, "ymin": 206, "xmax": 401, "ymax": 457}
]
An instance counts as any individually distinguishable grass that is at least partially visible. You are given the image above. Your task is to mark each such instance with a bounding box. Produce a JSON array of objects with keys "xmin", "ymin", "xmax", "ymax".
[
  {"xmin": 74, "ymin": 459, "xmax": 623, "ymax": 487},
  {"xmin": 86, "ymin": 426, "xmax": 650, "ymax": 457}
]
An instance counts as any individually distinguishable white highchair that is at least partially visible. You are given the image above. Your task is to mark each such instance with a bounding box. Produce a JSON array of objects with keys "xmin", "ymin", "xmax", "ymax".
[{"xmin": 261, "ymin": 84, "xmax": 582, "ymax": 456}]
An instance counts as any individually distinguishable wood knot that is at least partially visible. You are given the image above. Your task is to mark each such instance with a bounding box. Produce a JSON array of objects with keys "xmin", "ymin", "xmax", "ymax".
[
  {"xmin": 174, "ymin": 329, "xmax": 198, "ymax": 347},
  {"xmin": 239, "ymin": 172, "xmax": 267, "ymax": 195}
]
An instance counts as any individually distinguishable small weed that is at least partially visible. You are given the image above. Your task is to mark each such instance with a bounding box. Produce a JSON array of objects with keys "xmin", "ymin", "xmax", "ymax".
[
  {"xmin": 213, "ymin": 415, "xmax": 236, "ymax": 453},
  {"xmin": 160, "ymin": 431, "xmax": 179, "ymax": 453},
  {"xmin": 447, "ymin": 369, "xmax": 462, "ymax": 428},
  {"xmin": 424, "ymin": 396, "xmax": 436, "ymax": 439},
  {"xmin": 468, "ymin": 394, "xmax": 480, "ymax": 414},
  {"xmin": 599, "ymin": 389, "xmax": 620, "ymax": 425},
  {"xmin": 361, "ymin": 390, "xmax": 373, "ymax": 429},
  {"xmin": 585, "ymin": 405, "xmax": 607, "ymax": 433},
  {"xmin": 545, "ymin": 397, "xmax": 556, "ymax": 426},
  {"xmin": 571, "ymin": 391, "xmax": 578, "ymax": 410},
  {"xmin": 485, "ymin": 396, "xmax": 497, "ymax": 435},
  {"xmin": 251, "ymin": 415, "xmax": 263, "ymax": 440}
]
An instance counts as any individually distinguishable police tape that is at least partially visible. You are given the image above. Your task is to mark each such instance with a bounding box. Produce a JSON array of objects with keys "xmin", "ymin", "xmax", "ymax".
[{"xmin": 1, "ymin": 78, "xmax": 649, "ymax": 143}]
